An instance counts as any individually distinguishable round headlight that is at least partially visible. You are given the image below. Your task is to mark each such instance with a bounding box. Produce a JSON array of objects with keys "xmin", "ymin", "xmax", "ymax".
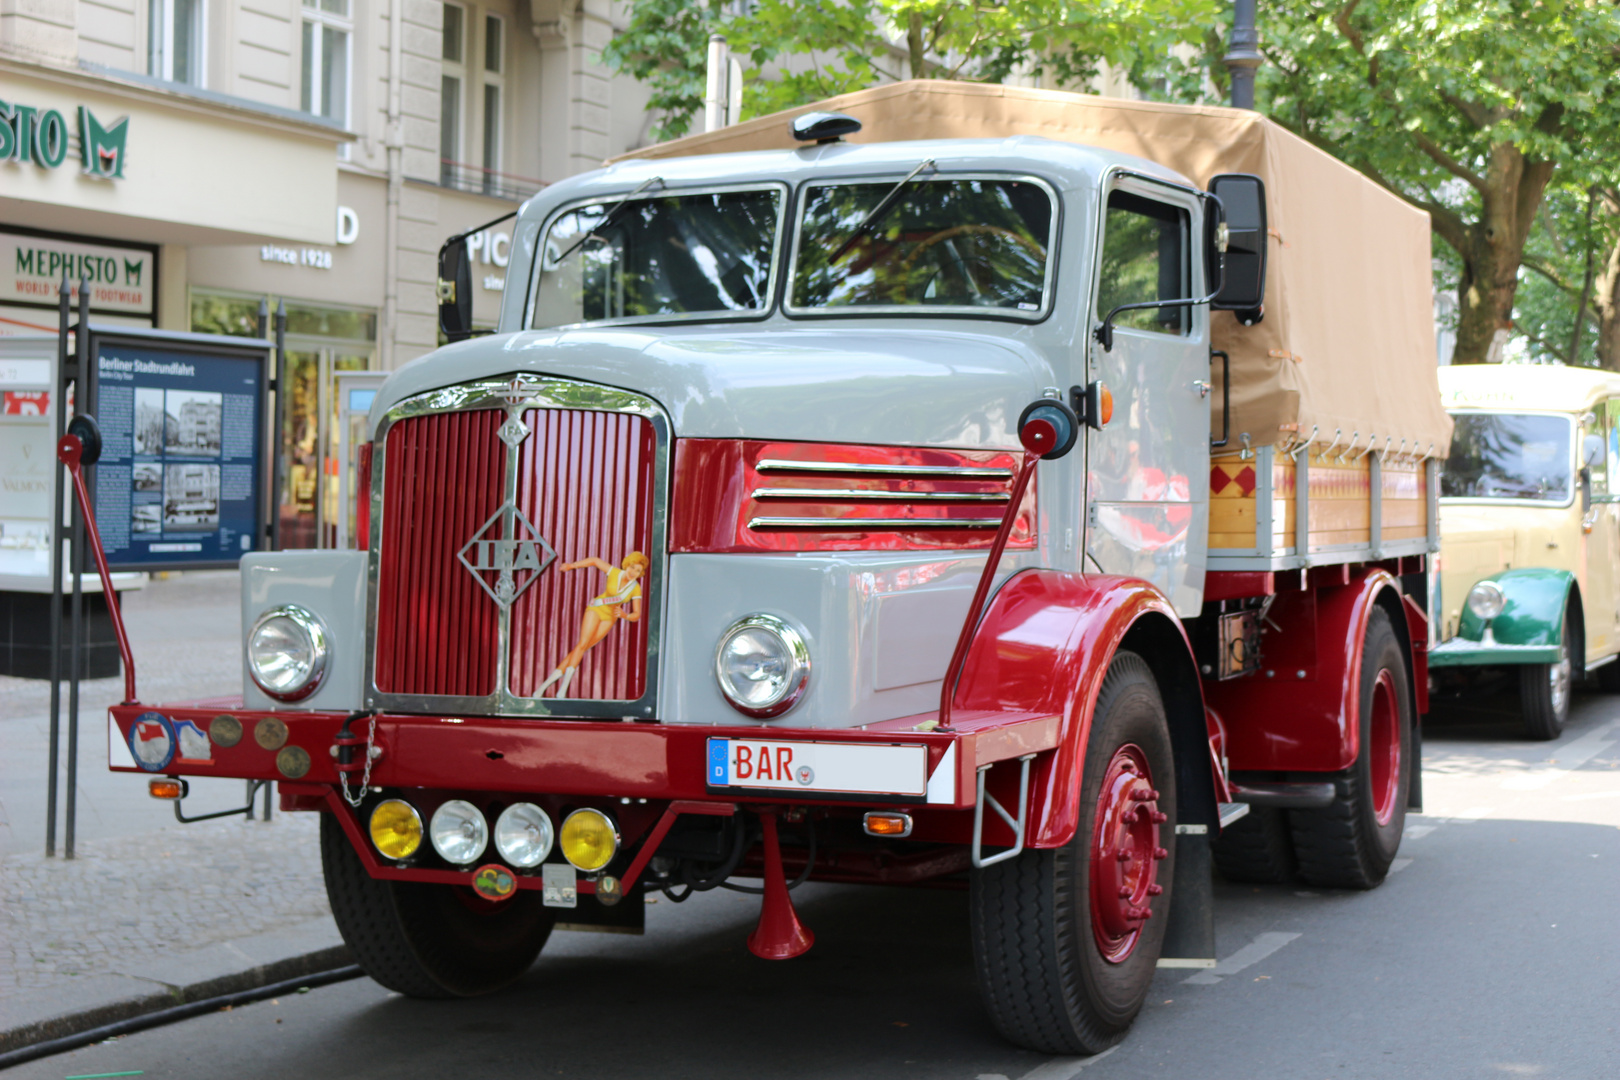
[
  {"xmin": 1467, "ymin": 581, "xmax": 1507, "ymax": 622},
  {"xmin": 247, "ymin": 605, "xmax": 329, "ymax": 702},
  {"xmin": 429, "ymin": 799, "xmax": 489, "ymax": 865},
  {"xmin": 559, "ymin": 808, "xmax": 619, "ymax": 872},
  {"xmin": 494, "ymin": 803, "xmax": 554, "ymax": 868},
  {"xmin": 714, "ymin": 614, "xmax": 810, "ymax": 718},
  {"xmin": 370, "ymin": 799, "xmax": 423, "ymax": 860}
]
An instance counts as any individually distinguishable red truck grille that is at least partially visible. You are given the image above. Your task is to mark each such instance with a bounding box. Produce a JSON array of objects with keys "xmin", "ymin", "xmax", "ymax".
[
  {"xmin": 374, "ymin": 409, "xmax": 506, "ymax": 697},
  {"xmin": 373, "ymin": 400, "xmax": 656, "ymax": 705},
  {"xmin": 508, "ymin": 409, "xmax": 656, "ymax": 700}
]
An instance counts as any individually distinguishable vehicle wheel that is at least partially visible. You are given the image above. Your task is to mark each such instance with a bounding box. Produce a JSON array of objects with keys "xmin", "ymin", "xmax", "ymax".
[
  {"xmin": 1211, "ymin": 805, "xmax": 1295, "ymax": 883},
  {"xmin": 1520, "ymin": 611, "xmax": 1573, "ymax": 740},
  {"xmin": 320, "ymin": 812, "xmax": 554, "ymax": 998},
  {"xmin": 969, "ymin": 651, "xmax": 1175, "ymax": 1054},
  {"xmin": 1289, "ymin": 606, "xmax": 1411, "ymax": 890}
]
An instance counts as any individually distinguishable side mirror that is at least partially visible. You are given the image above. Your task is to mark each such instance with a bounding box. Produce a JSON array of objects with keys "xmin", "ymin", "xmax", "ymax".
[
  {"xmin": 437, "ymin": 238, "xmax": 473, "ymax": 343},
  {"xmin": 1208, "ymin": 173, "xmax": 1267, "ymax": 325},
  {"xmin": 1583, "ymin": 432, "xmax": 1605, "ymax": 468}
]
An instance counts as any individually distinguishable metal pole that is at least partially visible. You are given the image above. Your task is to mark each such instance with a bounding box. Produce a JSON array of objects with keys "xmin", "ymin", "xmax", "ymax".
[
  {"xmin": 1225, "ymin": 0, "xmax": 1262, "ymax": 110},
  {"xmin": 45, "ymin": 275, "xmax": 70, "ymax": 857},
  {"xmin": 65, "ymin": 278, "xmax": 89, "ymax": 860},
  {"xmin": 271, "ymin": 302, "xmax": 287, "ymax": 552}
]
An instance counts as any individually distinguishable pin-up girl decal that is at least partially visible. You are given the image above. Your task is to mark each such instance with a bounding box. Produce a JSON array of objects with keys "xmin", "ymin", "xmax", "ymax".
[{"xmin": 537, "ymin": 552, "xmax": 649, "ymax": 697}]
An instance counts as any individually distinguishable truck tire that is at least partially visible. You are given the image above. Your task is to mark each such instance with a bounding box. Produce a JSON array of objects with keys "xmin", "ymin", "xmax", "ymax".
[
  {"xmin": 1519, "ymin": 611, "xmax": 1573, "ymax": 740},
  {"xmin": 1211, "ymin": 805, "xmax": 1295, "ymax": 883},
  {"xmin": 969, "ymin": 651, "xmax": 1175, "ymax": 1055},
  {"xmin": 320, "ymin": 812, "xmax": 555, "ymax": 998},
  {"xmin": 1288, "ymin": 607, "xmax": 1411, "ymax": 889}
]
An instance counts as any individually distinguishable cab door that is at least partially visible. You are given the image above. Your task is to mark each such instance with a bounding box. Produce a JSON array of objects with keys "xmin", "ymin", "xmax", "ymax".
[
  {"xmin": 1083, "ymin": 177, "xmax": 1209, "ymax": 616},
  {"xmin": 1590, "ymin": 399, "xmax": 1620, "ymax": 662}
]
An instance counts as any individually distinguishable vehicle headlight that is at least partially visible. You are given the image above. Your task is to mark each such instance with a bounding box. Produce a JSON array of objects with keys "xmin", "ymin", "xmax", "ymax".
[
  {"xmin": 1466, "ymin": 581, "xmax": 1507, "ymax": 622},
  {"xmin": 247, "ymin": 605, "xmax": 329, "ymax": 701},
  {"xmin": 494, "ymin": 803, "xmax": 555, "ymax": 868},
  {"xmin": 559, "ymin": 808, "xmax": 619, "ymax": 872},
  {"xmin": 429, "ymin": 799, "xmax": 489, "ymax": 865},
  {"xmin": 714, "ymin": 614, "xmax": 810, "ymax": 718},
  {"xmin": 370, "ymin": 799, "xmax": 423, "ymax": 860}
]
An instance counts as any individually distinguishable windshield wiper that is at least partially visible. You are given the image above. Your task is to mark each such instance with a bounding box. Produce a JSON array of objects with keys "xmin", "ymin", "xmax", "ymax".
[
  {"xmin": 553, "ymin": 176, "xmax": 665, "ymax": 265},
  {"xmin": 829, "ymin": 159, "xmax": 935, "ymax": 265}
]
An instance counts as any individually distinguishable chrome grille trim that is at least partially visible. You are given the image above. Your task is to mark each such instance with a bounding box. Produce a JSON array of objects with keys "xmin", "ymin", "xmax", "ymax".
[
  {"xmin": 749, "ymin": 487, "xmax": 1010, "ymax": 502},
  {"xmin": 754, "ymin": 459, "xmax": 1012, "ymax": 479},
  {"xmin": 748, "ymin": 516, "xmax": 1002, "ymax": 530}
]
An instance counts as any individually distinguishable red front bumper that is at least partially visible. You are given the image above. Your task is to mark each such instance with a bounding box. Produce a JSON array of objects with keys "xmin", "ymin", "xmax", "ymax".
[{"xmin": 109, "ymin": 701, "xmax": 1060, "ymax": 856}]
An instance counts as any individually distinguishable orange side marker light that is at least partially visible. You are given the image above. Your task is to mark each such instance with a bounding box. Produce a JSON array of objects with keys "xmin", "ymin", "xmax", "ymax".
[
  {"xmin": 1098, "ymin": 383, "xmax": 1114, "ymax": 426},
  {"xmin": 149, "ymin": 777, "xmax": 188, "ymax": 800},
  {"xmin": 863, "ymin": 811, "xmax": 913, "ymax": 838}
]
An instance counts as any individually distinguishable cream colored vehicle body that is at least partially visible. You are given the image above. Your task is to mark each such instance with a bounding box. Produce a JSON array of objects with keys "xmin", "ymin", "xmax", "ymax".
[{"xmin": 1435, "ymin": 364, "xmax": 1620, "ymax": 735}]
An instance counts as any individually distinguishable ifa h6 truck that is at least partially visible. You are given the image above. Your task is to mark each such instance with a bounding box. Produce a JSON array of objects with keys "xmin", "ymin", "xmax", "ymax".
[{"xmin": 101, "ymin": 82, "xmax": 1451, "ymax": 1053}]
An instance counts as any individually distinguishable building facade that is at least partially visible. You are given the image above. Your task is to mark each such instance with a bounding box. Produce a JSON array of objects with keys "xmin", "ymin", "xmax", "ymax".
[{"xmin": 2, "ymin": 0, "xmax": 654, "ymax": 546}]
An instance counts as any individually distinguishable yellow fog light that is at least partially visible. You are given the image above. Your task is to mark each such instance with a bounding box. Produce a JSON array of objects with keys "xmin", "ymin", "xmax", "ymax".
[
  {"xmin": 370, "ymin": 799, "xmax": 423, "ymax": 860},
  {"xmin": 559, "ymin": 808, "xmax": 619, "ymax": 872}
]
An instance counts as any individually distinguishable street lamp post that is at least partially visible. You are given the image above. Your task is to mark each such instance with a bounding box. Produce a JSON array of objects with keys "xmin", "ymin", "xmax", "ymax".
[{"xmin": 1225, "ymin": 0, "xmax": 1262, "ymax": 110}]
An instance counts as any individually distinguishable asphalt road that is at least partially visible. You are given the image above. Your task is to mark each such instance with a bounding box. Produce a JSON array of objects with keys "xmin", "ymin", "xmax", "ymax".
[{"xmin": 16, "ymin": 692, "xmax": 1620, "ymax": 1080}]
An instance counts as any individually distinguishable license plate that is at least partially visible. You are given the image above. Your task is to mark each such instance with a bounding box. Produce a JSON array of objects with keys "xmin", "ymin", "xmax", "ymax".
[{"xmin": 706, "ymin": 738, "xmax": 927, "ymax": 797}]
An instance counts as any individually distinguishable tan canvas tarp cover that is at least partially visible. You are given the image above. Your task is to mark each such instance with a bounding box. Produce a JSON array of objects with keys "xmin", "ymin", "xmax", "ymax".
[{"xmin": 615, "ymin": 80, "xmax": 1452, "ymax": 456}]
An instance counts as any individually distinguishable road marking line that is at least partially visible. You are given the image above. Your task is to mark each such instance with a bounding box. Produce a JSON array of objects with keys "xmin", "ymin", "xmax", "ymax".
[
  {"xmin": 1016, "ymin": 1046, "xmax": 1119, "ymax": 1079},
  {"xmin": 1389, "ymin": 857, "xmax": 1413, "ymax": 874},
  {"xmin": 1183, "ymin": 931, "xmax": 1302, "ymax": 985},
  {"xmin": 1560, "ymin": 790, "xmax": 1620, "ymax": 801},
  {"xmin": 1451, "ymin": 806, "xmax": 1493, "ymax": 822},
  {"xmin": 1403, "ymin": 824, "xmax": 1437, "ymax": 840},
  {"xmin": 1501, "ymin": 721, "xmax": 1620, "ymax": 790}
]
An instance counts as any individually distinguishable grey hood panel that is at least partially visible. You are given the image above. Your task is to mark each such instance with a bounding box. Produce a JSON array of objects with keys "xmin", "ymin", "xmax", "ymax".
[{"xmin": 370, "ymin": 326, "xmax": 1052, "ymax": 449}]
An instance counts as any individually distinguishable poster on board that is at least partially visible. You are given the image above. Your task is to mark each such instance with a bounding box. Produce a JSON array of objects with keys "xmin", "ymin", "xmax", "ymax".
[{"xmin": 84, "ymin": 327, "xmax": 271, "ymax": 571}]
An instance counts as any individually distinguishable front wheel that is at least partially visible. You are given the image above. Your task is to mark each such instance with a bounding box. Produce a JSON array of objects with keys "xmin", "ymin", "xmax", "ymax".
[
  {"xmin": 1520, "ymin": 611, "xmax": 1573, "ymax": 740},
  {"xmin": 320, "ymin": 812, "xmax": 555, "ymax": 998},
  {"xmin": 970, "ymin": 651, "xmax": 1175, "ymax": 1054}
]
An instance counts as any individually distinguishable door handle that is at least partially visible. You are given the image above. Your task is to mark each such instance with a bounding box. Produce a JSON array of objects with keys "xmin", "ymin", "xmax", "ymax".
[{"xmin": 1193, "ymin": 380, "xmax": 1211, "ymax": 399}]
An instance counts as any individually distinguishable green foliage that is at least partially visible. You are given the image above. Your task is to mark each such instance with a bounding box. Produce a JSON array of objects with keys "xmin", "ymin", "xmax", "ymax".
[{"xmin": 601, "ymin": 0, "xmax": 1221, "ymax": 141}]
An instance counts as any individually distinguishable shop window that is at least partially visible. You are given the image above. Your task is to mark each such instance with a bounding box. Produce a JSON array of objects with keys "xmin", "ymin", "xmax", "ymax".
[
  {"xmin": 302, "ymin": 0, "xmax": 352, "ymax": 125},
  {"xmin": 149, "ymin": 0, "xmax": 205, "ymax": 86}
]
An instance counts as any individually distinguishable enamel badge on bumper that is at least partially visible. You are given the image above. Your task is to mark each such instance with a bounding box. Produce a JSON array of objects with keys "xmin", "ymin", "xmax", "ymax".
[{"xmin": 706, "ymin": 738, "xmax": 928, "ymax": 799}]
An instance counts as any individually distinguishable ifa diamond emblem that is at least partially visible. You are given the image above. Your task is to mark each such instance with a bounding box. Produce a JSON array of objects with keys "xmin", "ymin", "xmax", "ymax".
[
  {"xmin": 458, "ymin": 502, "xmax": 557, "ymax": 608},
  {"xmin": 498, "ymin": 416, "xmax": 529, "ymax": 447}
]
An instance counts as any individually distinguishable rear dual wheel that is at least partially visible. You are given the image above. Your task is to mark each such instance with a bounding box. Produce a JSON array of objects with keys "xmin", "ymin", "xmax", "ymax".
[
  {"xmin": 970, "ymin": 652, "xmax": 1175, "ymax": 1055},
  {"xmin": 320, "ymin": 812, "xmax": 555, "ymax": 998},
  {"xmin": 1288, "ymin": 607, "xmax": 1411, "ymax": 889}
]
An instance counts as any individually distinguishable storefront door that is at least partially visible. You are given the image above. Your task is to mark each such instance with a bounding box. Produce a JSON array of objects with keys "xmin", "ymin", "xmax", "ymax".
[{"xmin": 281, "ymin": 344, "xmax": 371, "ymax": 549}]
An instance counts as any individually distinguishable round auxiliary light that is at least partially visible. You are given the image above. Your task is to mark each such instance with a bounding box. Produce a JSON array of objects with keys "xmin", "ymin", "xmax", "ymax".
[
  {"xmin": 429, "ymin": 799, "xmax": 489, "ymax": 865},
  {"xmin": 247, "ymin": 605, "xmax": 329, "ymax": 702},
  {"xmin": 370, "ymin": 799, "xmax": 423, "ymax": 861},
  {"xmin": 494, "ymin": 803, "xmax": 555, "ymax": 868},
  {"xmin": 714, "ymin": 614, "xmax": 811, "ymax": 719},
  {"xmin": 559, "ymin": 808, "xmax": 619, "ymax": 872},
  {"xmin": 1467, "ymin": 581, "xmax": 1507, "ymax": 622}
]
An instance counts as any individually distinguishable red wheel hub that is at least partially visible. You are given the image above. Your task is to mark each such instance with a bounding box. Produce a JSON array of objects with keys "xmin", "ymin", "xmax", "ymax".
[
  {"xmin": 1089, "ymin": 743, "xmax": 1167, "ymax": 964},
  {"xmin": 1369, "ymin": 669, "xmax": 1401, "ymax": 826}
]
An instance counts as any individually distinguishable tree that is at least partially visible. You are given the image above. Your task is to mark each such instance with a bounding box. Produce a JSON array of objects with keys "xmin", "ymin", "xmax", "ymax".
[
  {"xmin": 601, "ymin": 0, "xmax": 1220, "ymax": 142},
  {"xmin": 1250, "ymin": 1, "xmax": 1620, "ymax": 365}
]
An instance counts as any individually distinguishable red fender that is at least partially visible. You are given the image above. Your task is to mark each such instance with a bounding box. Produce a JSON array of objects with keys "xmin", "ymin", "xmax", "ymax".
[
  {"xmin": 950, "ymin": 570, "xmax": 1203, "ymax": 849},
  {"xmin": 1204, "ymin": 568, "xmax": 1400, "ymax": 773}
]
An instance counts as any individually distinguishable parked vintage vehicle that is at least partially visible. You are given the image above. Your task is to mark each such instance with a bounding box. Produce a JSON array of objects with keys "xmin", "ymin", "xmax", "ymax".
[
  {"xmin": 102, "ymin": 82, "xmax": 1450, "ymax": 1054},
  {"xmin": 1431, "ymin": 363, "xmax": 1620, "ymax": 738}
]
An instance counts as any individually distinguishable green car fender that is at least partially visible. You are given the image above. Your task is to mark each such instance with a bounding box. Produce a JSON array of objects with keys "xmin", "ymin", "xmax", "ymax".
[{"xmin": 1457, "ymin": 568, "xmax": 1576, "ymax": 646}]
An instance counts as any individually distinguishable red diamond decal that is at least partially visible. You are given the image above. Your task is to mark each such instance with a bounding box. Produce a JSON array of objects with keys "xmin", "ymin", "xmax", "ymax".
[
  {"xmin": 1210, "ymin": 466, "xmax": 1231, "ymax": 495},
  {"xmin": 1235, "ymin": 466, "xmax": 1256, "ymax": 497}
]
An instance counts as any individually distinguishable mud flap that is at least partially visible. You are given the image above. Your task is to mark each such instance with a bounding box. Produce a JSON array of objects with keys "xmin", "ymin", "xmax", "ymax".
[{"xmin": 1157, "ymin": 826, "xmax": 1215, "ymax": 966}]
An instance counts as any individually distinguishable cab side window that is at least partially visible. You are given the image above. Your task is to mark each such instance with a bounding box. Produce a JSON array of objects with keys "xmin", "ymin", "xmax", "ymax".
[{"xmin": 1097, "ymin": 190, "xmax": 1189, "ymax": 336}]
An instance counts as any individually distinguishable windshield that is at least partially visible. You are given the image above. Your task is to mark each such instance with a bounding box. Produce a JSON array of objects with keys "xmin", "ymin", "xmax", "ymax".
[
  {"xmin": 529, "ymin": 188, "xmax": 781, "ymax": 329},
  {"xmin": 1442, "ymin": 412, "xmax": 1573, "ymax": 502},
  {"xmin": 791, "ymin": 178, "xmax": 1054, "ymax": 315}
]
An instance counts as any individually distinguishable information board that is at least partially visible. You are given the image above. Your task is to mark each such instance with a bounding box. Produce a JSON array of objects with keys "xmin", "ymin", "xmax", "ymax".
[{"xmin": 84, "ymin": 328, "xmax": 271, "ymax": 571}]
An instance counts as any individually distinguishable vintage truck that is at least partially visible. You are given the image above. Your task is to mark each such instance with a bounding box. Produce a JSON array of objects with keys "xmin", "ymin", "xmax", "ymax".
[
  {"xmin": 1432, "ymin": 363, "xmax": 1620, "ymax": 738},
  {"xmin": 103, "ymin": 82, "xmax": 1450, "ymax": 1054}
]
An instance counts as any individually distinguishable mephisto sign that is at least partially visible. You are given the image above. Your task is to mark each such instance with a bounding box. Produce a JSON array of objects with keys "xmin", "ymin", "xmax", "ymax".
[{"xmin": 0, "ymin": 100, "xmax": 129, "ymax": 180}]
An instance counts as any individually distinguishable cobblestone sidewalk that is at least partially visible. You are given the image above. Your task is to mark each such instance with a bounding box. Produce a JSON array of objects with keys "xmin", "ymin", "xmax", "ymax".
[{"xmin": 0, "ymin": 813, "xmax": 328, "ymax": 998}]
